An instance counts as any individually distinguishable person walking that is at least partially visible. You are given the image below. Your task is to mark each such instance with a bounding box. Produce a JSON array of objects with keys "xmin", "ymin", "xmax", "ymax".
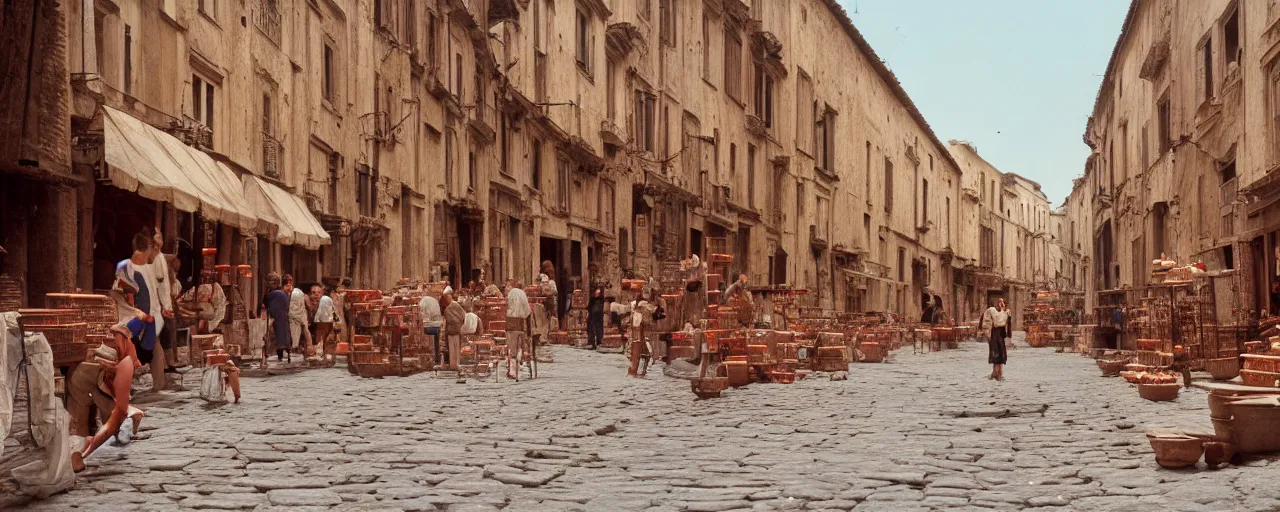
[
  {"xmin": 587, "ymin": 285, "xmax": 606, "ymax": 350},
  {"xmin": 978, "ymin": 298, "xmax": 1012, "ymax": 380},
  {"xmin": 312, "ymin": 284, "xmax": 336, "ymax": 358},
  {"xmin": 442, "ymin": 292, "xmax": 466, "ymax": 371},
  {"xmin": 259, "ymin": 272, "xmax": 292, "ymax": 367},
  {"xmin": 419, "ymin": 293, "xmax": 443, "ymax": 368},
  {"xmin": 284, "ymin": 275, "xmax": 312, "ymax": 357},
  {"xmin": 505, "ymin": 283, "xmax": 534, "ymax": 380}
]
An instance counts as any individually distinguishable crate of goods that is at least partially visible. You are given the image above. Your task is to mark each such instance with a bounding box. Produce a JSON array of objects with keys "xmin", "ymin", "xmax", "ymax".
[
  {"xmin": 1243, "ymin": 354, "xmax": 1280, "ymax": 373},
  {"xmin": 813, "ymin": 346, "xmax": 848, "ymax": 371},
  {"xmin": 27, "ymin": 322, "xmax": 88, "ymax": 346},
  {"xmin": 0, "ymin": 276, "xmax": 23, "ymax": 312},
  {"xmin": 350, "ymin": 350, "xmax": 386, "ymax": 365},
  {"xmin": 769, "ymin": 369, "xmax": 796, "ymax": 384},
  {"xmin": 346, "ymin": 290, "xmax": 384, "ymax": 303},
  {"xmin": 668, "ymin": 345, "xmax": 698, "ymax": 360},
  {"xmin": 571, "ymin": 290, "xmax": 588, "ymax": 309},
  {"xmin": 549, "ymin": 331, "xmax": 570, "ymax": 345},
  {"xmin": 204, "ymin": 349, "xmax": 230, "ymax": 366},
  {"xmin": 46, "ymin": 293, "xmax": 116, "ymax": 323},
  {"xmin": 724, "ymin": 359, "xmax": 750, "ymax": 387},
  {"xmin": 488, "ymin": 319, "xmax": 507, "ymax": 333},
  {"xmin": 692, "ymin": 376, "xmax": 728, "ymax": 399},
  {"xmin": 776, "ymin": 342, "xmax": 799, "ymax": 363},
  {"xmin": 747, "ymin": 344, "xmax": 771, "ymax": 365},
  {"xmin": 192, "ymin": 334, "xmax": 223, "ymax": 354},
  {"xmin": 1240, "ymin": 369, "xmax": 1280, "ymax": 388},
  {"xmin": 857, "ymin": 341, "xmax": 884, "ymax": 363},
  {"xmin": 50, "ymin": 342, "xmax": 89, "ymax": 365},
  {"xmin": 601, "ymin": 334, "xmax": 624, "ymax": 349},
  {"xmin": 18, "ymin": 308, "xmax": 81, "ymax": 326}
]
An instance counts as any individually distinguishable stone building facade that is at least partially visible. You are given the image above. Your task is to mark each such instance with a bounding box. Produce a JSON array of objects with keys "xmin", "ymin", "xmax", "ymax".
[
  {"xmin": 3, "ymin": 0, "xmax": 1057, "ymax": 324},
  {"xmin": 1070, "ymin": 0, "xmax": 1280, "ymax": 344},
  {"xmin": 947, "ymin": 141, "xmax": 1071, "ymax": 326}
]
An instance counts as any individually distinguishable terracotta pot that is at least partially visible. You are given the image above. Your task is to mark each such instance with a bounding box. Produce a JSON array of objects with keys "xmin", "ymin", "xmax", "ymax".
[
  {"xmin": 1138, "ymin": 383, "xmax": 1180, "ymax": 402},
  {"xmin": 1211, "ymin": 417, "xmax": 1234, "ymax": 441},
  {"xmin": 1206, "ymin": 357, "xmax": 1241, "ymax": 380},
  {"xmin": 1147, "ymin": 434, "xmax": 1204, "ymax": 469},
  {"xmin": 1227, "ymin": 395, "xmax": 1280, "ymax": 453},
  {"xmin": 1203, "ymin": 441, "xmax": 1236, "ymax": 466}
]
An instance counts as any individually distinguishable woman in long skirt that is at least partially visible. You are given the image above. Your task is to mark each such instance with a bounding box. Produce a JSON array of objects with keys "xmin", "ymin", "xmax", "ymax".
[{"xmin": 979, "ymin": 299, "xmax": 1011, "ymax": 380}]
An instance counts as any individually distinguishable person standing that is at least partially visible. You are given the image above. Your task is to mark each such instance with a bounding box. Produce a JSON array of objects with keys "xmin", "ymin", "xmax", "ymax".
[
  {"xmin": 442, "ymin": 292, "xmax": 466, "ymax": 371},
  {"xmin": 259, "ymin": 272, "xmax": 292, "ymax": 366},
  {"xmin": 312, "ymin": 284, "xmax": 336, "ymax": 358},
  {"xmin": 505, "ymin": 283, "xmax": 533, "ymax": 380},
  {"xmin": 419, "ymin": 293, "xmax": 443, "ymax": 368},
  {"xmin": 284, "ymin": 275, "xmax": 312, "ymax": 357},
  {"xmin": 978, "ymin": 298, "xmax": 1011, "ymax": 381},
  {"xmin": 587, "ymin": 285, "xmax": 606, "ymax": 349}
]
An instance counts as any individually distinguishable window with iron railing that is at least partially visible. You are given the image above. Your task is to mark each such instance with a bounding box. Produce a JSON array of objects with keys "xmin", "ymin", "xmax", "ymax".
[
  {"xmin": 255, "ymin": 0, "xmax": 281, "ymax": 44},
  {"xmin": 262, "ymin": 131, "xmax": 282, "ymax": 179}
]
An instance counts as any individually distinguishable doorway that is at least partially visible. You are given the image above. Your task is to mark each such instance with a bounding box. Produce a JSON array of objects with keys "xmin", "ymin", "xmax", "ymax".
[
  {"xmin": 690, "ymin": 228, "xmax": 704, "ymax": 260},
  {"xmin": 456, "ymin": 221, "xmax": 475, "ymax": 289}
]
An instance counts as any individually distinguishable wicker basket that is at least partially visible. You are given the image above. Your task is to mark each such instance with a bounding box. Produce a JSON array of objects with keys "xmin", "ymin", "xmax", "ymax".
[
  {"xmin": 1242, "ymin": 354, "xmax": 1280, "ymax": 373},
  {"xmin": 691, "ymin": 377, "xmax": 728, "ymax": 399},
  {"xmin": 1205, "ymin": 357, "xmax": 1241, "ymax": 380},
  {"xmin": 1147, "ymin": 433, "xmax": 1204, "ymax": 469},
  {"xmin": 51, "ymin": 342, "xmax": 89, "ymax": 365},
  {"xmin": 1240, "ymin": 369, "xmax": 1280, "ymax": 388},
  {"xmin": 350, "ymin": 350, "xmax": 385, "ymax": 365},
  {"xmin": 45, "ymin": 293, "xmax": 117, "ymax": 324},
  {"xmin": 1137, "ymin": 383, "xmax": 1181, "ymax": 401},
  {"xmin": 18, "ymin": 309, "xmax": 81, "ymax": 326},
  {"xmin": 27, "ymin": 322, "xmax": 88, "ymax": 346},
  {"xmin": 1097, "ymin": 359, "xmax": 1128, "ymax": 377}
]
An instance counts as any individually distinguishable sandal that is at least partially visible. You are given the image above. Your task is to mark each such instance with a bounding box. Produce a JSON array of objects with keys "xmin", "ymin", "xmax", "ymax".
[{"xmin": 72, "ymin": 451, "xmax": 85, "ymax": 473}]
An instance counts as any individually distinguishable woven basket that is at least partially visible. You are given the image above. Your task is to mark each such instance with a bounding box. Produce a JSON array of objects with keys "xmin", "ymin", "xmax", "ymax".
[
  {"xmin": 1205, "ymin": 357, "xmax": 1241, "ymax": 380},
  {"xmin": 45, "ymin": 293, "xmax": 117, "ymax": 324},
  {"xmin": 18, "ymin": 309, "xmax": 81, "ymax": 326},
  {"xmin": 27, "ymin": 322, "xmax": 88, "ymax": 346},
  {"xmin": 350, "ymin": 350, "xmax": 385, "ymax": 365},
  {"xmin": 1137, "ymin": 383, "xmax": 1181, "ymax": 401},
  {"xmin": 51, "ymin": 342, "xmax": 89, "ymax": 365}
]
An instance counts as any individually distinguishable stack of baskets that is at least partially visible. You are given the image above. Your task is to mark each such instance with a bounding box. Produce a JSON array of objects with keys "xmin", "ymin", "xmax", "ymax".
[
  {"xmin": 0, "ymin": 274, "xmax": 22, "ymax": 312},
  {"xmin": 20, "ymin": 308, "xmax": 89, "ymax": 365}
]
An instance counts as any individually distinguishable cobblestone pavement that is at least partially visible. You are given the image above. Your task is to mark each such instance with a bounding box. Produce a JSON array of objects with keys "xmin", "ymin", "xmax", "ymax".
[{"xmin": 14, "ymin": 338, "xmax": 1280, "ymax": 511}]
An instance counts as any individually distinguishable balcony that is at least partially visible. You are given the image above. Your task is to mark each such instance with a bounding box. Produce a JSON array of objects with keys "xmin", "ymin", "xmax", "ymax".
[
  {"xmin": 177, "ymin": 116, "xmax": 213, "ymax": 149},
  {"xmin": 809, "ymin": 225, "xmax": 829, "ymax": 252},
  {"xmin": 262, "ymin": 131, "xmax": 282, "ymax": 179},
  {"xmin": 254, "ymin": 0, "xmax": 282, "ymax": 45},
  {"xmin": 468, "ymin": 101, "xmax": 496, "ymax": 144}
]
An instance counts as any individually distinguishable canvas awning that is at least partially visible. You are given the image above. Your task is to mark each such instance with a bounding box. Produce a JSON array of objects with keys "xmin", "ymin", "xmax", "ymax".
[
  {"xmin": 100, "ymin": 106, "xmax": 258, "ymax": 230},
  {"xmin": 242, "ymin": 175, "xmax": 331, "ymax": 250}
]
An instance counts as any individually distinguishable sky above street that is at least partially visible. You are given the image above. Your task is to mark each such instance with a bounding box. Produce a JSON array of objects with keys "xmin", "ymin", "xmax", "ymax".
[{"xmin": 844, "ymin": 0, "xmax": 1130, "ymax": 206}]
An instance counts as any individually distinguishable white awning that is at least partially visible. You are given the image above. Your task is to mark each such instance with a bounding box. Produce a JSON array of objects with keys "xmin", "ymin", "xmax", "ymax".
[
  {"xmin": 100, "ymin": 106, "xmax": 258, "ymax": 230},
  {"xmin": 242, "ymin": 175, "xmax": 331, "ymax": 250}
]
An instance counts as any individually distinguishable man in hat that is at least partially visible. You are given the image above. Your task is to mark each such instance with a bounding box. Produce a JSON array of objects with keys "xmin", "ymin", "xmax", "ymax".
[
  {"xmin": 442, "ymin": 292, "xmax": 466, "ymax": 371},
  {"xmin": 68, "ymin": 319, "xmax": 147, "ymax": 472}
]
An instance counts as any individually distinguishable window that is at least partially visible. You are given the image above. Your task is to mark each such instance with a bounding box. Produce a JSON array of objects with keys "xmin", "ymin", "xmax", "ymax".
[
  {"xmin": 729, "ymin": 143, "xmax": 736, "ymax": 178},
  {"xmin": 1153, "ymin": 202, "xmax": 1169, "ymax": 258},
  {"xmin": 191, "ymin": 74, "xmax": 216, "ymax": 133},
  {"xmin": 328, "ymin": 152, "xmax": 340, "ymax": 213},
  {"xmin": 816, "ymin": 197, "xmax": 830, "ymax": 240},
  {"xmin": 262, "ymin": 94, "xmax": 273, "ymax": 134},
  {"xmin": 198, "ymin": 0, "xmax": 216, "ymax": 19},
  {"xmin": 323, "ymin": 43, "xmax": 335, "ymax": 103},
  {"xmin": 1141, "ymin": 123, "xmax": 1150, "ymax": 170},
  {"xmin": 124, "ymin": 25, "xmax": 133, "ymax": 95},
  {"xmin": 864, "ymin": 214, "xmax": 872, "ymax": 247},
  {"xmin": 531, "ymin": 139, "xmax": 542, "ymax": 190},
  {"xmin": 255, "ymin": 0, "xmax": 281, "ymax": 44},
  {"xmin": 1119, "ymin": 121, "xmax": 1128, "ymax": 182},
  {"xmin": 533, "ymin": 0, "xmax": 542, "ymax": 50},
  {"xmin": 557, "ymin": 155, "xmax": 570, "ymax": 210},
  {"xmin": 945, "ymin": 197, "xmax": 952, "ymax": 243},
  {"xmin": 1221, "ymin": 160, "xmax": 1237, "ymax": 184},
  {"xmin": 816, "ymin": 108, "xmax": 836, "ymax": 171},
  {"xmin": 702, "ymin": 13, "xmax": 712, "ymax": 80},
  {"xmin": 753, "ymin": 65, "xmax": 774, "ymax": 128},
  {"xmin": 534, "ymin": 51, "xmax": 548, "ymax": 103},
  {"xmin": 724, "ymin": 27, "xmax": 742, "ymax": 101},
  {"xmin": 428, "ymin": 13, "xmax": 438, "ymax": 67},
  {"xmin": 356, "ymin": 166, "xmax": 377, "ymax": 218},
  {"xmin": 468, "ymin": 151, "xmax": 476, "ymax": 190},
  {"xmin": 921, "ymin": 178, "xmax": 929, "ymax": 226},
  {"xmin": 796, "ymin": 71, "xmax": 814, "ymax": 153},
  {"xmin": 660, "ymin": 0, "xmax": 676, "ymax": 48},
  {"xmin": 641, "ymin": 0, "xmax": 651, "ymax": 20},
  {"xmin": 634, "ymin": 91, "xmax": 655, "ymax": 152},
  {"xmin": 1200, "ymin": 35, "xmax": 1214, "ymax": 103},
  {"xmin": 796, "ymin": 182, "xmax": 805, "ymax": 221},
  {"xmin": 455, "ymin": 53, "xmax": 464, "ymax": 97},
  {"xmin": 602, "ymin": 183, "xmax": 615, "ymax": 230},
  {"xmin": 1225, "ymin": 6, "xmax": 1240, "ymax": 66},
  {"xmin": 864, "ymin": 142, "xmax": 872, "ymax": 204},
  {"xmin": 606, "ymin": 60, "xmax": 617, "ymax": 120},
  {"xmin": 884, "ymin": 157, "xmax": 893, "ymax": 213},
  {"xmin": 1158, "ymin": 94, "xmax": 1172, "ymax": 154},
  {"xmin": 576, "ymin": 5, "xmax": 592, "ymax": 75},
  {"xmin": 500, "ymin": 115, "xmax": 510, "ymax": 175},
  {"xmin": 1271, "ymin": 67, "xmax": 1280, "ymax": 161},
  {"xmin": 445, "ymin": 129, "xmax": 455, "ymax": 191},
  {"xmin": 747, "ymin": 144, "xmax": 756, "ymax": 208},
  {"xmin": 898, "ymin": 247, "xmax": 906, "ymax": 282}
]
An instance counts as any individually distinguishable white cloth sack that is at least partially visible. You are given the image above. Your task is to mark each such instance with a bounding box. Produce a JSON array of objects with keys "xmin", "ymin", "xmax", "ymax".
[
  {"xmin": 0, "ymin": 312, "xmax": 76, "ymax": 497},
  {"xmin": 199, "ymin": 366, "xmax": 226, "ymax": 403}
]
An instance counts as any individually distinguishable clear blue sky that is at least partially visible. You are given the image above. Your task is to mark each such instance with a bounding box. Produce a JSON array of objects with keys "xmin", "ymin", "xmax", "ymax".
[{"xmin": 843, "ymin": 0, "xmax": 1130, "ymax": 206}]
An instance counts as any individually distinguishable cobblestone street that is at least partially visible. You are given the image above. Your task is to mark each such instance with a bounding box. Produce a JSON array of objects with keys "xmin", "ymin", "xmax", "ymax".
[{"xmin": 17, "ymin": 341, "xmax": 1280, "ymax": 511}]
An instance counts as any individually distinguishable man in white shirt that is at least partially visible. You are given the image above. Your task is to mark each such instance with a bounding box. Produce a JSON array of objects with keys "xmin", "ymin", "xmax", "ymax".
[
  {"xmin": 978, "ymin": 298, "xmax": 1012, "ymax": 381},
  {"xmin": 145, "ymin": 231, "xmax": 175, "ymax": 391},
  {"xmin": 312, "ymin": 284, "xmax": 336, "ymax": 358},
  {"xmin": 419, "ymin": 294, "xmax": 443, "ymax": 367},
  {"xmin": 285, "ymin": 275, "xmax": 312, "ymax": 356}
]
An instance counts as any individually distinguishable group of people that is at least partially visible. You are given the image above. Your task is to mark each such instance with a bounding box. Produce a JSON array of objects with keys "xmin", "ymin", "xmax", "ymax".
[{"xmin": 258, "ymin": 272, "xmax": 340, "ymax": 367}]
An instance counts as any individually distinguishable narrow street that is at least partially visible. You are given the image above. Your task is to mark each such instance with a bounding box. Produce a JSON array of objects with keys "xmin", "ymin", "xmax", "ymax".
[{"xmin": 21, "ymin": 342, "xmax": 1278, "ymax": 512}]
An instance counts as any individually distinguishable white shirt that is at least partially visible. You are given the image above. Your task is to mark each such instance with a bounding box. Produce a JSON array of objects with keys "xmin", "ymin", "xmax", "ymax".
[
  {"xmin": 289, "ymin": 288, "xmax": 309, "ymax": 325},
  {"xmin": 314, "ymin": 295, "xmax": 336, "ymax": 323},
  {"xmin": 463, "ymin": 312, "xmax": 480, "ymax": 335},
  {"xmin": 419, "ymin": 296, "xmax": 443, "ymax": 328},
  {"xmin": 982, "ymin": 307, "xmax": 1010, "ymax": 328},
  {"xmin": 140, "ymin": 261, "xmax": 166, "ymax": 334}
]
